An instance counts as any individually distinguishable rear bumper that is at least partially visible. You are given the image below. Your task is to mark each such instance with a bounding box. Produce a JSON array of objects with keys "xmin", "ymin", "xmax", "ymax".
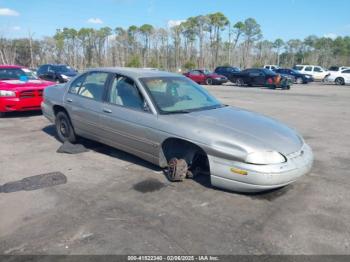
[
  {"xmin": 0, "ymin": 97, "xmax": 43, "ymax": 113},
  {"xmin": 208, "ymin": 144, "xmax": 313, "ymax": 193},
  {"xmin": 41, "ymin": 101, "xmax": 55, "ymax": 123}
]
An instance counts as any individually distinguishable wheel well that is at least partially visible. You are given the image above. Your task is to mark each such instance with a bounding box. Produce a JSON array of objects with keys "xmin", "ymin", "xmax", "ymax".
[
  {"xmin": 53, "ymin": 105, "xmax": 68, "ymax": 116},
  {"xmin": 161, "ymin": 138, "xmax": 209, "ymax": 172}
]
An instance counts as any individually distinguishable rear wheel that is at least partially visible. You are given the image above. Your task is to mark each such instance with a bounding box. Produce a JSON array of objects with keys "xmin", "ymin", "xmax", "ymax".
[
  {"xmin": 55, "ymin": 111, "xmax": 77, "ymax": 143},
  {"xmin": 236, "ymin": 78, "xmax": 244, "ymax": 86},
  {"xmin": 335, "ymin": 77, "xmax": 345, "ymax": 85},
  {"xmin": 205, "ymin": 78, "xmax": 213, "ymax": 85}
]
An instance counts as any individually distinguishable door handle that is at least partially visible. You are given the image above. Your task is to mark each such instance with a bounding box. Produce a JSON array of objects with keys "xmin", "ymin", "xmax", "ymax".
[
  {"xmin": 66, "ymin": 98, "xmax": 73, "ymax": 103},
  {"xmin": 102, "ymin": 108, "xmax": 112, "ymax": 113}
]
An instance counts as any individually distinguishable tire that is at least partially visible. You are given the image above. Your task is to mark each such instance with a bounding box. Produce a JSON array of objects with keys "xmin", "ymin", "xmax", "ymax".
[
  {"xmin": 55, "ymin": 111, "xmax": 77, "ymax": 143},
  {"xmin": 236, "ymin": 78, "xmax": 244, "ymax": 86},
  {"xmin": 205, "ymin": 78, "xmax": 213, "ymax": 85},
  {"xmin": 296, "ymin": 77, "xmax": 303, "ymax": 84},
  {"xmin": 335, "ymin": 77, "xmax": 345, "ymax": 85}
]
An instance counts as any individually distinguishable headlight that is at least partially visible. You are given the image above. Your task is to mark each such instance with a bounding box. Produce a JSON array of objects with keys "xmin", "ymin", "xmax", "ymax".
[
  {"xmin": 0, "ymin": 90, "xmax": 16, "ymax": 97},
  {"xmin": 61, "ymin": 74, "xmax": 69, "ymax": 80},
  {"xmin": 304, "ymin": 75, "xmax": 310, "ymax": 78},
  {"xmin": 245, "ymin": 151, "xmax": 286, "ymax": 164}
]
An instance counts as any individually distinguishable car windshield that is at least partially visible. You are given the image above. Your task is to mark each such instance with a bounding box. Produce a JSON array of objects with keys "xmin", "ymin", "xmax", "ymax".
[
  {"xmin": 202, "ymin": 69, "xmax": 212, "ymax": 75},
  {"xmin": 140, "ymin": 76, "xmax": 223, "ymax": 114},
  {"xmin": 0, "ymin": 68, "xmax": 38, "ymax": 80},
  {"xmin": 52, "ymin": 65, "xmax": 73, "ymax": 73}
]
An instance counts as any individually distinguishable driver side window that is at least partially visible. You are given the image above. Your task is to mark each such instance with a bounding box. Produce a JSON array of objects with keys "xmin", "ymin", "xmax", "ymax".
[{"xmin": 109, "ymin": 75, "xmax": 146, "ymax": 111}]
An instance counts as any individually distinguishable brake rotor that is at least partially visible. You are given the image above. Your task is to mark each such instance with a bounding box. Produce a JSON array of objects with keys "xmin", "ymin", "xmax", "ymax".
[{"xmin": 167, "ymin": 158, "xmax": 188, "ymax": 182}]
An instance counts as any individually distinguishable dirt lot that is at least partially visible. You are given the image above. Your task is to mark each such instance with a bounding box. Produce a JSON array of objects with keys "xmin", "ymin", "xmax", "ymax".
[{"xmin": 0, "ymin": 83, "xmax": 349, "ymax": 255}]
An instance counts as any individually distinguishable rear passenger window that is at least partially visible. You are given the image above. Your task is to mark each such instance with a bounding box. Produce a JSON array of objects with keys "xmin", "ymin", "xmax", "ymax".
[
  {"xmin": 305, "ymin": 67, "xmax": 312, "ymax": 72},
  {"xmin": 314, "ymin": 67, "xmax": 322, "ymax": 72},
  {"xmin": 78, "ymin": 72, "xmax": 109, "ymax": 101}
]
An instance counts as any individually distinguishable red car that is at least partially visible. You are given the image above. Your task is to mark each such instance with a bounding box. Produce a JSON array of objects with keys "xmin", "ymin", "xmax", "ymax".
[
  {"xmin": 0, "ymin": 65, "xmax": 55, "ymax": 117},
  {"xmin": 183, "ymin": 69, "xmax": 228, "ymax": 85}
]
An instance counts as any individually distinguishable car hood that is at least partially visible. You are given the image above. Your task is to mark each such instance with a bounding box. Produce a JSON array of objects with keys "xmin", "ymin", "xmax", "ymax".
[
  {"xmin": 161, "ymin": 106, "xmax": 303, "ymax": 157},
  {"xmin": 0, "ymin": 79, "xmax": 55, "ymax": 91}
]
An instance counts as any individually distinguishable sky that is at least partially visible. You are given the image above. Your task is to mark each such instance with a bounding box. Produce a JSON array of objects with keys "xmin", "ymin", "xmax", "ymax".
[{"xmin": 1, "ymin": 0, "xmax": 350, "ymax": 41}]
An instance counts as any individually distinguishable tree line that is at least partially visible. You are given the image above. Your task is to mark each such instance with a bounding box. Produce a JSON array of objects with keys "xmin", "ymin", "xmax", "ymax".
[{"xmin": 1, "ymin": 12, "xmax": 350, "ymax": 71}]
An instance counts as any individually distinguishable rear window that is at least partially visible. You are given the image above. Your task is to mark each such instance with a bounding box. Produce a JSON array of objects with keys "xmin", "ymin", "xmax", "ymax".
[
  {"xmin": 329, "ymin": 66, "xmax": 339, "ymax": 71},
  {"xmin": 293, "ymin": 66, "xmax": 303, "ymax": 71}
]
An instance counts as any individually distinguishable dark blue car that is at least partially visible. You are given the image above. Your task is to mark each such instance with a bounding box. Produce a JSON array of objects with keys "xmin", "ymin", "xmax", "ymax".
[{"xmin": 274, "ymin": 68, "xmax": 314, "ymax": 84}]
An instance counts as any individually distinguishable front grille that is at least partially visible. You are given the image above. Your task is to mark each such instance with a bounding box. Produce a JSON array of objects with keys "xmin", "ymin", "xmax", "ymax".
[
  {"xmin": 19, "ymin": 89, "xmax": 43, "ymax": 98},
  {"xmin": 19, "ymin": 90, "xmax": 35, "ymax": 98}
]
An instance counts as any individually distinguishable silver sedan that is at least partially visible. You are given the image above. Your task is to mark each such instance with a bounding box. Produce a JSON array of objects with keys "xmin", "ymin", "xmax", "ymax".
[{"xmin": 42, "ymin": 68, "xmax": 313, "ymax": 193}]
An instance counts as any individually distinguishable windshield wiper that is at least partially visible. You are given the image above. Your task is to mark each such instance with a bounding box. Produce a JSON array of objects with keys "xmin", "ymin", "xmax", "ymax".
[{"xmin": 163, "ymin": 110, "xmax": 191, "ymax": 114}]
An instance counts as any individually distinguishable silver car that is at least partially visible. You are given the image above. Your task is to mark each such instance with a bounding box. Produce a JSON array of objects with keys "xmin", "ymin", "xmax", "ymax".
[{"xmin": 42, "ymin": 68, "xmax": 313, "ymax": 193}]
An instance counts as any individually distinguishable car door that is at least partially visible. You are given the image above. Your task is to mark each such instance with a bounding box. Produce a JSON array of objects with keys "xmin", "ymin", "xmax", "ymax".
[
  {"xmin": 313, "ymin": 66, "xmax": 326, "ymax": 80},
  {"xmin": 190, "ymin": 70, "xmax": 204, "ymax": 83},
  {"xmin": 38, "ymin": 65, "xmax": 49, "ymax": 80},
  {"xmin": 342, "ymin": 69, "xmax": 350, "ymax": 83},
  {"xmin": 98, "ymin": 74, "xmax": 159, "ymax": 164},
  {"xmin": 64, "ymin": 71, "xmax": 110, "ymax": 140}
]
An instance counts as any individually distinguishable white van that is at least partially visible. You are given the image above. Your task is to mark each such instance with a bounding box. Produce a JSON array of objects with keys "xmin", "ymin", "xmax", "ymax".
[{"xmin": 293, "ymin": 65, "xmax": 329, "ymax": 81}]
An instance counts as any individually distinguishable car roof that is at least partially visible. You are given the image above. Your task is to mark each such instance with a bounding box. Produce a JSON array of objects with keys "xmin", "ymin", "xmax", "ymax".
[
  {"xmin": 85, "ymin": 67, "xmax": 182, "ymax": 79},
  {"xmin": 0, "ymin": 65, "xmax": 24, "ymax": 69}
]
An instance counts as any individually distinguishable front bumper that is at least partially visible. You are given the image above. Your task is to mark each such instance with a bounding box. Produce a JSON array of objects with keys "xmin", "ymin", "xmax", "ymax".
[
  {"xmin": 0, "ymin": 97, "xmax": 43, "ymax": 113},
  {"xmin": 208, "ymin": 144, "xmax": 313, "ymax": 193}
]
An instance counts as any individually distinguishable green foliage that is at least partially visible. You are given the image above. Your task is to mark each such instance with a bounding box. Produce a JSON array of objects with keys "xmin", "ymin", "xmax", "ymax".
[
  {"xmin": 126, "ymin": 55, "xmax": 141, "ymax": 67},
  {"xmin": 183, "ymin": 60, "xmax": 196, "ymax": 70}
]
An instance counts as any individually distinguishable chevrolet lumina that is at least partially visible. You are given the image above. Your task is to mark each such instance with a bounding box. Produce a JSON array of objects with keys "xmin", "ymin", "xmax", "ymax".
[{"xmin": 42, "ymin": 68, "xmax": 313, "ymax": 193}]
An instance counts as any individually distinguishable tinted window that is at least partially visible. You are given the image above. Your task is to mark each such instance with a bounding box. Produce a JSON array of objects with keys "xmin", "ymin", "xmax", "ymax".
[
  {"xmin": 69, "ymin": 74, "xmax": 86, "ymax": 94},
  {"xmin": 52, "ymin": 65, "xmax": 73, "ymax": 73},
  {"xmin": 109, "ymin": 75, "xmax": 144, "ymax": 110},
  {"xmin": 77, "ymin": 72, "xmax": 109, "ymax": 101},
  {"xmin": 314, "ymin": 67, "xmax": 323, "ymax": 72},
  {"xmin": 342, "ymin": 70, "xmax": 350, "ymax": 74},
  {"xmin": 293, "ymin": 66, "xmax": 303, "ymax": 71},
  {"xmin": 38, "ymin": 65, "xmax": 48, "ymax": 75},
  {"xmin": 329, "ymin": 66, "xmax": 339, "ymax": 71},
  {"xmin": 305, "ymin": 67, "xmax": 312, "ymax": 72}
]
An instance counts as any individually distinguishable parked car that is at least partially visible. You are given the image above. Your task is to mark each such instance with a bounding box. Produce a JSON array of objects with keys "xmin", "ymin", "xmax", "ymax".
[
  {"xmin": 293, "ymin": 65, "xmax": 328, "ymax": 81},
  {"xmin": 274, "ymin": 68, "xmax": 314, "ymax": 84},
  {"xmin": 264, "ymin": 65, "xmax": 279, "ymax": 71},
  {"xmin": 328, "ymin": 66, "xmax": 350, "ymax": 72},
  {"xmin": 0, "ymin": 65, "xmax": 55, "ymax": 117},
  {"xmin": 324, "ymin": 68, "xmax": 350, "ymax": 85},
  {"xmin": 37, "ymin": 64, "xmax": 77, "ymax": 83},
  {"xmin": 230, "ymin": 68, "xmax": 293, "ymax": 89},
  {"xmin": 183, "ymin": 69, "xmax": 227, "ymax": 85},
  {"xmin": 214, "ymin": 66, "xmax": 241, "ymax": 83},
  {"xmin": 42, "ymin": 68, "xmax": 313, "ymax": 193}
]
